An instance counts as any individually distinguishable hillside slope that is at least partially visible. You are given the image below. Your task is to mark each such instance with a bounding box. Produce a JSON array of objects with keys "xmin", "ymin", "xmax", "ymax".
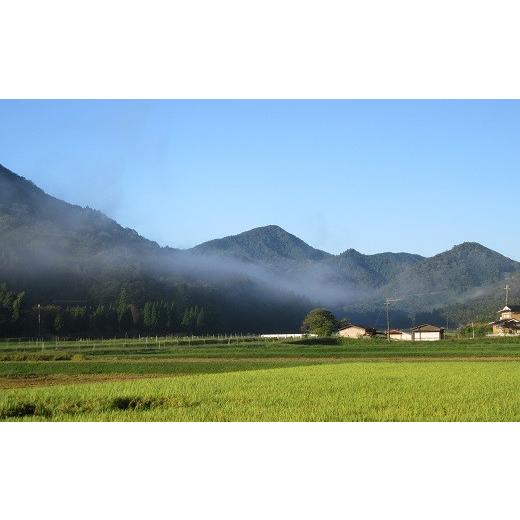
[
  {"xmin": 191, "ymin": 225, "xmax": 330, "ymax": 264},
  {"xmin": 320, "ymin": 249, "xmax": 424, "ymax": 288},
  {"xmin": 381, "ymin": 242, "xmax": 520, "ymax": 305},
  {"xmin": 0, "ymin": 164, "xmax": 164, "ymax": 300},
  {"xmin": 0, "ymin": 164, "xmax": 158, "ymax": 262},
  {"xmin": 2, "ymin": 163, "xmax": 520, "ymax": 329}
]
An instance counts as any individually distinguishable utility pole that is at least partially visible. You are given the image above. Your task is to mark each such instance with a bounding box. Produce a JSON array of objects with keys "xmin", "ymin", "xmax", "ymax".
[
  {"xmin": 37, "ymin": 304, "xmax": 41, "ymax": 340},
  {"xmin": 505, "ymin": 284, "xmax": 510, "ymax": 307},
  {"xmin": 385, "ymin": 300, "xmax": 390, "ymax": 341},
  {"xmin": 384, "ymin": 298, "xmax": 401, "ymax": 342}
]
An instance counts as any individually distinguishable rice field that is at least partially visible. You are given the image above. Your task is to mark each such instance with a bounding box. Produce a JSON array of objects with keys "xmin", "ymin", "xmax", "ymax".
[
  {"xmin": 2, "ymin": 337, "xmax": 520, "ymax": 421},
  {"xmin": 2, "ymin": 361, "xmax": 520, "ymax": 421}
]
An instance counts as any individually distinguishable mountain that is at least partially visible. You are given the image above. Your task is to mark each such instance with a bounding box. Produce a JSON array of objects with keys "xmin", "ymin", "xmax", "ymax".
[
  {"xmin": 191, "ymin": 228, "xmax": 425, "ymax": 293},
  {"xmin": 440, "ymin": 270, "xmax": 520, "ymax": 324},
  {"xmin": 320, "ymin": 249, "xmax": 424, "ymax": 288},
  {"xmin": 191, "ymin": 225, "xmax": 330, "ymax": 265},
  {"xmin": 0, "ymin": 163, "xmax": 158, "ymax": 261},
  {"xmin": 1, "ymin": 163, "xmax": 520, "ymax": 334},
  {"xmin": 0, "ymin": 164, "xmax": 314, "ymax": 334},
  {"xmin": 0, "ymin": 164, "xmax": 164, "ymax": 301},
  {"xmin": 382, "ymin": 242, "xmax": 520, "ymax": 304}
]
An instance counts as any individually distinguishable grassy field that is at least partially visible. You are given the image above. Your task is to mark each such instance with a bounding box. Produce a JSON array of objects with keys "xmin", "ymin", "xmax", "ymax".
[{"xmin": 2, "ymin": 336, "xmax": 520, "ymax": 421}]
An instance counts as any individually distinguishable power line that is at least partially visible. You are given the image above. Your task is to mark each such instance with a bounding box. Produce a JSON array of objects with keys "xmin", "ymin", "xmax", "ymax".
[
  {"xmin": 345, "ymin": 288, "xmax": 451, "ymax": 309},
  {"xmin": 384, "ymin": 298, "xmax": 401, "ymax": 342},
  {"xmin": 37, "ymin": 303, "xmax": 41, "ymax": 340}
]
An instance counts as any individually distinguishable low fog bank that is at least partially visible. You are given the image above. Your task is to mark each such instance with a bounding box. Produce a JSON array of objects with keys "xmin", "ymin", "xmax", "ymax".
[
  {"xmin": 1, "ymin": 236, "xmax": 502, "ymax": 323},
  {"xmin": 149, "ymin": 248, "xmax": 379, "ymax": 309}
]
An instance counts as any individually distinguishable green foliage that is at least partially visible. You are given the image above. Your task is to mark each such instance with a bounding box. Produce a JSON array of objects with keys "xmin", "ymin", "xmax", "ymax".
[
  {"xmin": 0, "ymin": 279, "xmax": 220, "ymax": 338},
  {"xmin": 0, "ymin": 283, "xmax": 25, "ymax": 336},
  {"xmin": 385, "ymin": 242, "xmax": 520, "ymax": 306},
  {"xmin": 11, "ymin": 291, "xmax": 25, "ymax": 321},
  {"xmin": 459, "ymin": 322, "xmax": 492, "ymax": 337},
  {"xmin": 54, "ymin": 312, "xmax": 65, "ymax": 333},
  {"xmin": 302, "ymin": 308, "xmax": 338, "ymax": 336},
  {"xmin": 192, "ymin": 225, "xmax": 330, "ymax": 263},
  {"xmin": 117, "ymin": 288, "xmax": 129, "ymax": 322},
  {"xmin": 143, "ymin": 302, "xmax": 153, "ymax": 330},
  {"xmin": 2, "ymin": 163, "xmax": 520, "ymax": 339}
]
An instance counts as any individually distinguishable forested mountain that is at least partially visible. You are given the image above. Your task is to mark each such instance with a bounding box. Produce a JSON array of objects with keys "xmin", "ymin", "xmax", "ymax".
[
  {"xmin": 372, "ymin": 242, "xmax": 520, "ymax": 316},
  {"xmin": 387, "ymin": 242, "xmax": 520, "ymax": 296},
  {"xmin": 0, "ymin": 165, "xmax": 312, "ymax": 336},
  {"xmin": 192, "ymin": 225, "xmax": 330, "ymax": 264},
  {"xmin": 1, "ymin": 163, "xmax": 519, "ymax": 337},
  {"xmin": 0, "ymin": 163, "xmax": 157, "ymax": 255},
  {"xmin": 320, "ymin": 249, "xmax": 424, "ymax": 288},
  {"xmin": 0, "ymin": 163, "xmax": 160, "ymax": 300}
]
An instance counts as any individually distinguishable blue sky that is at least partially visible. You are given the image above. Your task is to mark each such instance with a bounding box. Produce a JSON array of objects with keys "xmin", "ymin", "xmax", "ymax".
[{"xmin": 0, "ymin": 100, "xmax": 519, "ymax": 259}]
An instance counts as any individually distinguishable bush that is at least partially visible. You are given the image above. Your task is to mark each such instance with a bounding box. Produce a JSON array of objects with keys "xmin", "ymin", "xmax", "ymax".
[{"xmin": 459, "ymin": 322, "xmax": 492, "ymax": 337}]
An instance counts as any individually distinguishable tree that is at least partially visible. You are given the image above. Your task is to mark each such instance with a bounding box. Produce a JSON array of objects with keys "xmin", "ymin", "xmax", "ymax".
[
  {"xmin": 69, "ymin": 306, "xmax": 88, "ymax": 335},
  {"xmin": 196, "ymin": 307, "xmax": 205, "ymax": 332},
  {"xmin": 11, "ymin": 291, "xmax": 25, "ymax": 322},
  {"xmin": 91, "ymin": 304, "xmax": 107, "ymax": 333},
  {"xmin": 129, "ymin": 304, "xmax": 140, "ymax": 328},
  {"xmin": 54, "ymin": 312, "xmax": 65, "ymax": 334},
  {"xmin": 181, "ymin": 307, "xmax": 197, "ymax": 334},
  {"xmin": 117, "ymin": 287, "xmax": 129, "ymax": 323},
  {"xmin": 302, "ymin": 308, "xmax": 338, "ymax": 336},
  {"xmin": 337, "ymin": 317, "xmax": 350, "ymax": 330},
  {"xmin": 157, "ymin": 301, "xmax": 167, "ymax": 331},
  {"xmin": 150, "ymin": 302, "xmax": 159, "ymax": 332},
  {"xmin": 119, "ymin": 307, "xmax": 134, "ymax": 334},
  {"xmin": 166, "ymin": 303, "xmax": 177, "ymax": 332},
  {"xmin": 143, "ymin": 302, "xmax": 153, "ymax": 330}
]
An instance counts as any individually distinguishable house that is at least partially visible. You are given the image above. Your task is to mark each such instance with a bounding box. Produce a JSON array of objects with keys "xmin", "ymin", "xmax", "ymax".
[
  {"xmin": 411, "ymin": 324, "xmax": 445, "ymax": 341},
  {"xmin": 490, "ymin": 319, "xmax": 520, "ymax": 335},
  {"xmin": 388, "ymin": 329, "xmax": 412, "ymax": 341},
  {"xmin": 490, "ymin": 305, "xmax": 520, "ymax": 336},
  {"xmin": 337, "ymin": 324, "xmax": 377, "ymax": 339},
  {"xmin": 497, "ymin": 305, "xmax": 520, "ymax": 321}
]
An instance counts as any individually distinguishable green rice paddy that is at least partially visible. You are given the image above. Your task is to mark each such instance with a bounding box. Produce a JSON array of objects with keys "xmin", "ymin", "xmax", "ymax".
[{"xmin": 2, "ymin": 337, "xmax": 520, "ymax": 421}]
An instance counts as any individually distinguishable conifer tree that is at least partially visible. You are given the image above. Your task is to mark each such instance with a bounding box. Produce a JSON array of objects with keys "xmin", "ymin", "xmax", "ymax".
[
  {"xmin": 143, "ymin": 302, "xmax": 153, "ymax": 330},
  {"xmin": 196, "ymin": 307, "xmax": 205, "ymax": 332},
  {"xmin": 54, "ymin": 312, "xmax": 65, "ymax": 334},
  {"xmin": 117, "ymin": 287, "xmax": 129, "ymax": 322}
]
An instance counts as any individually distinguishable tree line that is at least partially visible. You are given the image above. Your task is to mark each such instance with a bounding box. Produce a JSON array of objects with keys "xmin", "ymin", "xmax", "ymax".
[
  {"xmin": 0, "ymin": 280, "xmax": 311, "ymax": 338},
  {"xmin": 0, "ymin": 283, "xmax": 210, "ymax": 338}
]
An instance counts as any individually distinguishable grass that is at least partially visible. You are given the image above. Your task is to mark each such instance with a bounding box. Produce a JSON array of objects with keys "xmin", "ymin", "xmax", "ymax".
[
  {"xmin": 3, "ymin": 336, "xmax": 520, "ymax": 359},
  {"xmin": 2, "ymin": 361, "xmax": 520, "ymax": 421},
  {"xmin": 2, "ymin": 336, "xmax": 520, "ymax": 421}
]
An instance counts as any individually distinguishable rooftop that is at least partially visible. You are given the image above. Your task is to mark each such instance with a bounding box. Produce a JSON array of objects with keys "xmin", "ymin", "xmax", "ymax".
[
  {"xmin": 412, "ymin": 324, "xmax": 445, "ymax": 332},
  {"xmin": 499, "ymin": 305, "xmax": 520, "ymax": 313}
]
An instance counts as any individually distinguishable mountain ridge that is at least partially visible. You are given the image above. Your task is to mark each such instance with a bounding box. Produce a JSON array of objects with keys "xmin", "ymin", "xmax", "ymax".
[
  {"xmin": 190, "ymin": 224, "xmax": 331, "ymax": 264},
  {"xmin": 1, "ymin": 163, "xmax": 519, "ymax": 329}
]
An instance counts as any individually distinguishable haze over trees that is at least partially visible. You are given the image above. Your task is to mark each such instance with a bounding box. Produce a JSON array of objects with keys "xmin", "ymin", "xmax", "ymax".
[{"xmin": 1, "ymin": 163, "xmax": 519, "ymax": 337}]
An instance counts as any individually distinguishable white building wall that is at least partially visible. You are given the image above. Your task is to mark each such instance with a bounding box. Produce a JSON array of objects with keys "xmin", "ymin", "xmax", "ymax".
[
  {"xmin": 390, "ymin": 332, "xmax": 412, "ymax": 341},
  {"xmin": 338, "ymin": 327, "xmax": 366, "ymax": 338},
  {"xmin": 414, "ymin": 331, "xmax": 441, "ymax": 341}
]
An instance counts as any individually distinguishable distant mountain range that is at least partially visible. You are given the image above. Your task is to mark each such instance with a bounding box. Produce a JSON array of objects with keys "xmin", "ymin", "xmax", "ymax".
[
  {"xmin": 190, "ymin": 223, "xmax": 519, "ymax": 311},
  {"xmin": 1, "ymin": 163, "xmax": 519, "ymax": 330}
]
